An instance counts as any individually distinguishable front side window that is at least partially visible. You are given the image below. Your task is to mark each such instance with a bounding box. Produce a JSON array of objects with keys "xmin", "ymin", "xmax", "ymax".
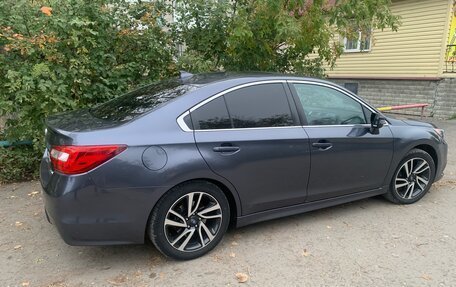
[
  {"xmin": 293, "ymin": 84, "xmax": 366, "ymax": 126},
  {"xmin": 224, "ymin": 83, "xmax": 294, "ymax": 128}
]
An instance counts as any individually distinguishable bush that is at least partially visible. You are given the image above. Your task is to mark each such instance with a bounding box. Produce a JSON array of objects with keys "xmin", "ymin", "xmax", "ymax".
[
  {"xmin": 0, "ymin": 146, "xmax": 41, "ymax": 183},
  {"xmin": 0, "ymin": 0, "xmax": 177, "ymax": 182}
]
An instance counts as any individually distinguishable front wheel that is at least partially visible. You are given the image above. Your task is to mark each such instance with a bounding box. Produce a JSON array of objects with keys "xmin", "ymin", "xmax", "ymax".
[
  {"xmin": 385, "ymin": 149, "xmax": 435, "ymax": 204},
  {"xmin": 148, "ymin": 181, "xmax": 230, "ymax": 260}
]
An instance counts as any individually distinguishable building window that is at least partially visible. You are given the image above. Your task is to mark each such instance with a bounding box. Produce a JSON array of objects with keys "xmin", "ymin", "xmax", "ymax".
[{"xmin": 343, "ymin": 31, "xmax": 371, "ymax": 53}]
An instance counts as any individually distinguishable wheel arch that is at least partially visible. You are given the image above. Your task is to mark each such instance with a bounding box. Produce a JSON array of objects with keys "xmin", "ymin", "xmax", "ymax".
[
  {"xmin": 412, "ymin": 144, "xmax": 438, "ymax": 171},
  {"xmin": 145, "ymin": 177, "xmax": 241, "ymax": 241},
  {"xmin": 384, "ymin": 144, "xmax": 437, "ymax": 204},
  {"xmin": 204, "ymin": 178, "xmax": 239, "ymax": 228},
  {"xmin": 384, "ymin": 138, "xmax": 439, "ymax": 189}
]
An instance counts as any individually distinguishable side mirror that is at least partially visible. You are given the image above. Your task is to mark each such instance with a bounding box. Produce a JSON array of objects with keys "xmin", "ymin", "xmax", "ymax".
[{"xmin": 370, "ymin": 113, "xmax": 386, "ymax": 134}]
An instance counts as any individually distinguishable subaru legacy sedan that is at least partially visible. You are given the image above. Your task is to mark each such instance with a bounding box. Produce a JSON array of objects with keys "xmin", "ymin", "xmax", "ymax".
[{"xmin": 40, "ymin": 73, "xmax": 447, "ymax": 260}]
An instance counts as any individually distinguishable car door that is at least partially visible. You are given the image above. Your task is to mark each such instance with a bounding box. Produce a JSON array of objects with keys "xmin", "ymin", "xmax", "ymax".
[
  {"xmin": 288, "ymin": 81, "xmax": 394, "ymax": 202},
  {"xmin": 191, "ymin": 82, "xmax": 311, "ymax": 215}
]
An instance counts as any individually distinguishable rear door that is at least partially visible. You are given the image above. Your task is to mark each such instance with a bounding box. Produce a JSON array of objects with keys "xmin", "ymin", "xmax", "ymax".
[
  {"xmin": 289, "ymin": 82, "xmax": 394, "ymax": 201},
  {"xmin": 190, "ymin": 82, "xmax": 311, "ymax": 215}
]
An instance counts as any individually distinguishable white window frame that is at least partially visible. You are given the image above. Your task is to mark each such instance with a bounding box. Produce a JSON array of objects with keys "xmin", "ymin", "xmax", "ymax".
[{"xmin": 343, "ymin": 31, "xmax": 371, "ymax": 53}]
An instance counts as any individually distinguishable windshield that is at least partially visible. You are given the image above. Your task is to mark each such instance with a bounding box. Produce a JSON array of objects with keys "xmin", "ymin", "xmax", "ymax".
[{"xmin": 90, "ymin": 79, "xmax": 198, "ymax": 122}]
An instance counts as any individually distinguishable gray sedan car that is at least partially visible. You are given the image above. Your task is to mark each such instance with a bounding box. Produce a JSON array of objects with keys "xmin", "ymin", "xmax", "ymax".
[{"xmin": 40, "ymin": 73, "xmax": 447, "ymax": 260}]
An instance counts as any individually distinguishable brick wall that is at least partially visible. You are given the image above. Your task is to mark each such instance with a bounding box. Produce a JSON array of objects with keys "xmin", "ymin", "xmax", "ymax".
[
  {"xmin": 435, "ymin": 78, "xmax": 456, "ymax": 119},
  {"xmin": 329, "ymin": 78, "xmax": 456, "ymax": 119}
]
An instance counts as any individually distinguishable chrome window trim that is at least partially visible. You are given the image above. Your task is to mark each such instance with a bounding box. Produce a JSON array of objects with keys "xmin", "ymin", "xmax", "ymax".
[
  {"xmin": 192, "ymin": 125, "xmax": 303, "ymax": 133},
  {"xmin": 176, "ymin": 110, "xmax": 192, "ymax": 132},
  {"xmin": 176, "ymin": 79, "xmax": 385, "ymax": 132},
  {"xmin": 301, "ymin": 123, "xmax": 389, "ymax": 128},
  {"xmin": 303, "ymin": 124, "xmax": 367, "ymax": 128}
]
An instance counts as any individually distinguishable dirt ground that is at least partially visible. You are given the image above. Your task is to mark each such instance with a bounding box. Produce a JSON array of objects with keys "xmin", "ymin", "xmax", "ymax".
[{"xmin": 1, "ymin": 119, "xmax": 455, "ymax": 287}]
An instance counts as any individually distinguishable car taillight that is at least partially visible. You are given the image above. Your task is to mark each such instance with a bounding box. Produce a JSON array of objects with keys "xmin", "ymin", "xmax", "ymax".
[{"xmin": 49, "ymin": 145, "xmax": 127, "ymax": 175}]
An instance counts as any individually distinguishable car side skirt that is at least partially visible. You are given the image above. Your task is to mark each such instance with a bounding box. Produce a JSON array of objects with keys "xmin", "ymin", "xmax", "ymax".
[{"xmin": 236, "ymin": 186, "xmax": 387, "ymax": 228}]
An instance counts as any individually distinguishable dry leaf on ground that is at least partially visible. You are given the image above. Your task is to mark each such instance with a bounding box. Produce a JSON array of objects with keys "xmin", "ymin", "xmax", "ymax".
[
  {"xmin": 28, "ymin": 191, "xmax": 40, "ymax": 197},
  {"xmin": 48, "ymin": 280, "xmax": 67, "ymax": 287},
  {"xmin": 106, "ymin": 274, "xmax": 128, "ymax": 286},
  {"xmin": 212, "ymin": 254, "xmax": 222, "ymax": 262},
  {"xmin": 302, "ymin": 249, "xmax": 310, "ymax": 257},
  {"xmin": 235, "ymin": 272, "xmax": 249, "ymax": 283},
  {"xmin": 421, "ymin": 274, "xmax": 432, "ymax": 280}
]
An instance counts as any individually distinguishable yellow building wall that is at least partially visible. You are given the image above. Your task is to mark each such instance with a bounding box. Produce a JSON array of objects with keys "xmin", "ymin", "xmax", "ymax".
[{"xmin": 327, "ymin": 0, "xmax": 451, "ymax": 79}]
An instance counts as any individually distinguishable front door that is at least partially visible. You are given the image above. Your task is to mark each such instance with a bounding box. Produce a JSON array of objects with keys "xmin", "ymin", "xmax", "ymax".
[
  {"xmin": 191, "ymin": 82, "xmax": 311, "ymax": 215},
  {"xmin": 289, "ymin": 82, "xmax": 394, "ymax": 201}
]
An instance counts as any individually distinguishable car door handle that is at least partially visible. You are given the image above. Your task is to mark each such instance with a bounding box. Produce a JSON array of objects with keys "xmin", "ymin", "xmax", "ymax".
[
  {"xmin": 312, "ymin": 142, "xmax": 332, "ymax": 150},
  {"xmin": 212, "ymin": 146, "xmax": 240, "ymax": 153}
]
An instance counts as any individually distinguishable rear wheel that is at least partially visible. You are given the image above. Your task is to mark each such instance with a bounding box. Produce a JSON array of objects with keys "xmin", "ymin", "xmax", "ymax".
[
  {"xmin": 148, "ymin": 181, "xmax": 230, "ymax": 260},
  {"xmin": 385, "ymin": 149, "xmax": 435, "ymax": 204}
]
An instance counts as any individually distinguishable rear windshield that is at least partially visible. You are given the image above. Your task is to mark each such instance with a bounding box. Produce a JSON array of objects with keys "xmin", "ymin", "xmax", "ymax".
[{"xmin": 90, "ymin": 79, "xmax": 197, "ymax": 122}]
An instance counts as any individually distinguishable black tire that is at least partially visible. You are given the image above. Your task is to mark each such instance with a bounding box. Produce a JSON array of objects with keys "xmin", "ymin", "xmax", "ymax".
[
  {"xmin": 148, "ymin": 180, "xmax": 230, "ymax": 260},
  {"xmin": 384, "ymin": 148, "xmax": 435, "ymax": 204}
]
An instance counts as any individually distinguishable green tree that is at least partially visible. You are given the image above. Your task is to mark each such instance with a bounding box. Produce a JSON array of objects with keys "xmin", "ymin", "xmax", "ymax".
[
  {"xmin": 171, "ymin": 0, "xmax": 400, "ymax": 75},
  {"xmin": 0, "ymin": 0, "xmax": 177, "ymax": 181}
]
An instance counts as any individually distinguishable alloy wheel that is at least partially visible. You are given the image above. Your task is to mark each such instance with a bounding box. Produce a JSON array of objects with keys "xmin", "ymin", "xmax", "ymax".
[
  {"xmin": 164, "ymin": 192, "xmax": 223, "ymax": 252},
  {"xmin": 394, "ymin": 157, "xmax": 431, "ymax": 200}
]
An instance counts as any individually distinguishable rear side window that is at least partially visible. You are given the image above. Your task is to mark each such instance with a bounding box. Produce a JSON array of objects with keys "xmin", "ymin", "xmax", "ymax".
[
  {"xmin": 191, "ymin": 96, "xmax": 231, "ymax": 130},
  {"xmin": 224, "ymin": 84, "xmax": 293, "ymax": 128},
  {"xmin": 91, "ymin": 80, "xmax": 197, "ymax": 122}
]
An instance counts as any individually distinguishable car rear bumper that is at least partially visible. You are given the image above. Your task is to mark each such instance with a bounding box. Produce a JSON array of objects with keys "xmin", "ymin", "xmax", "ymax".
[{"xmin": 40, "ymin": 156, "xmax": 170, "ymax": 245}]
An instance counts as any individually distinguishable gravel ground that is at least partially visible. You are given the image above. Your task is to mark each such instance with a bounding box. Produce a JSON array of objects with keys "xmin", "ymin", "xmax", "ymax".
[{"xmin": 1, "ymin": 119, "xmax": 455, "ymax": 287}]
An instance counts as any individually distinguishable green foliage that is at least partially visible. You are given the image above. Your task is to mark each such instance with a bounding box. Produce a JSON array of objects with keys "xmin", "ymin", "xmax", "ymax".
[
  {"xmin": 170, "ymin": 0, "xmax": 400, "ymax": 76},
  {"xmin": 177, "ymin": 50, "xmax": 218, "ymax": 73},
  {"xmin": 0, "ymin": 0, "xmax": 177, "ymax": 181},
  {"xmin": 0, "ymin": 146, "xmax": 41, "ymax": 183},
  {"xmin": 0, "ymin": 0, "xmax": 177, "ymax": 143}
]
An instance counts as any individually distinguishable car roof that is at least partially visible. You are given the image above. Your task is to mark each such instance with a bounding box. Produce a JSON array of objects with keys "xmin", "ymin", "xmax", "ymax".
[{"xmin": 180, "ymin": 72, "xmax": 333, "ymax": 86}]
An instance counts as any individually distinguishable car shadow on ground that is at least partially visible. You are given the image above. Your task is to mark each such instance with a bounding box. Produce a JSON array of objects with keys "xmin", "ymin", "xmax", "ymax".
[
  {"xmin": 234, "ymin": 195, "xmax": 391, "ymax": 235},
  {"xmin": 73, "ymin": 195, "xmax": 392, "ymax": 264}
]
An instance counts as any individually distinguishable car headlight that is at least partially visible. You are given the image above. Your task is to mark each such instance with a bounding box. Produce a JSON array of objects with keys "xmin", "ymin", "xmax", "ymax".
[{"xmin": 434, "ymin": 128, "xmax": 444, "ymax": 139}]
